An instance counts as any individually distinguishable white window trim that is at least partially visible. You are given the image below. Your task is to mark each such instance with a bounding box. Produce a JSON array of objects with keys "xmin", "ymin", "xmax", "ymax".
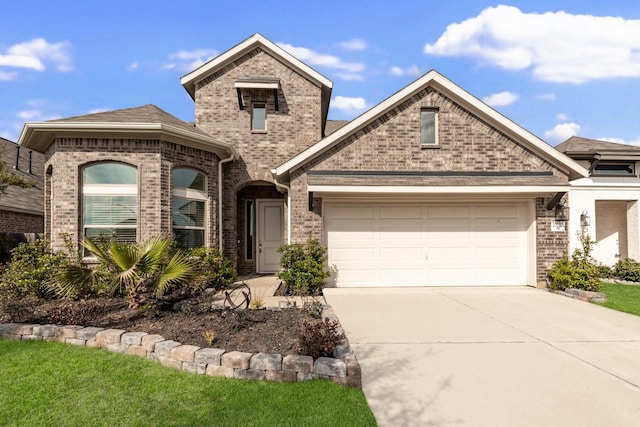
[{"xmin": 172, "ymin": 169, "xmax": 208, "ymax": 248}]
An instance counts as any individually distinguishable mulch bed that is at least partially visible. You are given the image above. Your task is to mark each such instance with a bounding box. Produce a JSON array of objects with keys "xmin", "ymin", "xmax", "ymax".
[{"xmin": 0, "ymin": 292, "xmax": 313, "ymax": 355}]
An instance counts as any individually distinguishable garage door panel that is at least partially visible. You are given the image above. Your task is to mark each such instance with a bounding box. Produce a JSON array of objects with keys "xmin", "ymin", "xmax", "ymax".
[{"xmin": 326, "ymin": 202, "xmax": 529, "ymax": 287}]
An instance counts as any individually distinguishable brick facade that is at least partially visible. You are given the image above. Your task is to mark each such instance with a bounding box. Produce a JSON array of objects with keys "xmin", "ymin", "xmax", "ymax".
[
  {"xmin": 44, "ymin": 138, "xmax": 219, "ymax": 254},
  {"xmin": 0, "ymin": 210, "xmax": 43, "ymax": 234}
]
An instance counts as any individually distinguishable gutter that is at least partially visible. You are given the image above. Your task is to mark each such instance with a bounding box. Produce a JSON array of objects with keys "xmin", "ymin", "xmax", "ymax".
[
  {"xmin": 218, "ymin": 151, "xmax": 237, "ymax": 250},
  {"xmin": 272, "ymin": 173, "xmax": 291, "ymax": 244}
]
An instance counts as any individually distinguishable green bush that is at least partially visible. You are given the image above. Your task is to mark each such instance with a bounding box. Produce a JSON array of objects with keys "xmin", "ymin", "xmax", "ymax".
[
  {"xmin": 547, "ymin": 231, "xmax": 601, "ymax": 292},
  {"xmin": 614, "ymin": 258, "xmax": 640, "ymax": 282},
  {"xmin": 596, "ymin": 264, "xmax": 614, "ymax": 279},
  {"xmin": 187, "ymin": 247, "xmax": 237, "ymax": 291},
  {"xmin": 0, "ymin": 239, "xmax": 70, "ymax": 298},
  {"xmin": 278, "ymin": 239, "xmax": 330, "ymax": 296}
]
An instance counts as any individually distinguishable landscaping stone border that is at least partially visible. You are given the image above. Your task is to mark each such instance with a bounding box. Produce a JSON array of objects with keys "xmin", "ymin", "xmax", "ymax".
[
  {"xmin": 0, "ymin": 305, "xmax": 361, "ymax": 388},
  {"xmin": 551, "ymin": 288, "xmax": 606, "ymax": 303}
]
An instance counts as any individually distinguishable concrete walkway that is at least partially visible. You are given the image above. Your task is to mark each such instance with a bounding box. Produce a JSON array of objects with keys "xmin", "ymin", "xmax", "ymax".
[{"xmin": 324, "ymin": 287, "xmax": 640, "ymax": 426}]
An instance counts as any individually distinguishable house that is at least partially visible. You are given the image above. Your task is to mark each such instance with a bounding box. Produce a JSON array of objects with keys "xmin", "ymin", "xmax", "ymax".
[
  {"xmin": 18, "ymin": 33, "xmax": 589, "ymax": 287},
  {"xmin": 0, "ymin": 137, "xmax": 44, "ymax": 260},
  {"xmin": 556, "ymin": 136, "xmax": 640, "ymax": 266}
]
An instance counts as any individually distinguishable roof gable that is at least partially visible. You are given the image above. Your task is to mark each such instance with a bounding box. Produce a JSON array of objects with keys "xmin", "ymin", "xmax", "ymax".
[
  {"xmin": 0, "ymin": 137, "xmax": 43, "ymax": 215},
  {"xmin": 556, "ymin": 136, "xmax": 640, "ymax": 155},
  {"xmin": 274, "ymin": 70, "xmax": 589, "ymax": 181},
  {"xmin": 180, "ymin": 33, "xmax": 332, "ymax": 100}
]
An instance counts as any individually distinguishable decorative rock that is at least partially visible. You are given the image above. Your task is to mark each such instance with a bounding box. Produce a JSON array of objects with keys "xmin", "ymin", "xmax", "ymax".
[
  {"xmin": 206, "ymin": 364, "xmax": 234, "ymax": 378},
  {"xmin": 66, "ymin": 338, "xmax": 86, "ymax": 346},
  {"xmin": 76, "ymin": 327, "xmax": 104, "ymax": 341},
  {"xmin": 194, "ymin": 348, "xmax": 226, "ymax": 366},
  {"xmin": 33, "ymin": 324, "xmax": 58, "ymax": 338},
  {"xmin": 283, "ymin": 355, "xmax": 314, "ymax": 373},
  {"xmin": 344, "ymin": 355, "xmax": 361, "ymax": 379},
  {"xmin": 234, "ymin": 369, "xmax": 266, "ymax": 381},
  {"xmin": 95, "ymin": 329, "xmax": 125, "ymax": 347},
  {"xmin": 297, "ymin": 372, "xmax": 315, "ymax": 381},
  {"xmin": 170, "ymin": 344, "xmax": 201, "ymax": 363},
  {"xmin": 106, "ymin": 342, "xmax": 129, "ymax": 353},
  {"xmin": 0, "ymin": 323, "xmax": 19, "ymax": 335},
  {"xmin": 54, "ymin": 325, "xmax": 82, "ymax": 342},
  {"xmin": 85, "ymin": 340, "xmax": 100, "ymax": 348},
  {"xmin": 121, "ymin": 331, "xmax": 148, "ymax": 346},
  {"xmin": 12, "ymin": 324, "xmax": 37, "ymax": 335},
  {"xmin": 159, "ymin": 356, "xmax": 183, "ymax": 370},
  {"xmin": 333, "ymin": 343, "xmax": 353, "ymax": 359},
  {"xmin": 331, "ymin": 375, "xmax": 362, "ymax": 388},
  {"xmin": 182, "ymin": 362, "xmax": 207, "ymax": 375},
  {"xmin": 22, "ymin": 335, "xmax": 42, "ymax": 341},
  {"xmin": 221, "ymin": 351, "xmax": 252, "ymax": 369},
  {"xmin": 141, "ymin": 334, "xmax": 165, "ymax": 352},
  {"xmin": 314, "ymin": 357, "xmax": 347, "ymax": 378},
  {"xmin": 250, "ymin": 353, "xmax": 282, "ymax": 371},
  {"xmin": 154, "ymin": 340, "xmax": 181, "ymax": 358},
  {"xmin": 266, "ymin": 370, "xmax": 297, "ymax": 382},
  {"xmin": 127, "ymin": 345, "xmax": 147, "ymax": 357}
]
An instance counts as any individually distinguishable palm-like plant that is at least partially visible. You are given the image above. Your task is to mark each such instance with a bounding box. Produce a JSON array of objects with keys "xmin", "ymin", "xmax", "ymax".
[{"xmin": 55, "ymin": 236, "xmax": 193, "ymax": 307}]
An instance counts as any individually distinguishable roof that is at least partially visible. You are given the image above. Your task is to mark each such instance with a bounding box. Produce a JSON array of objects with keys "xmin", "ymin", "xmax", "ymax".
[
  {"xmin": 0, "ymin": 137, "xmax": 43, "ymax": 216},
  {"xmin": 324, "ymin": 120, "xmax": 349, "ymax": 136},
  {"xmin": 556, "ymin": 136, "xmax": 640, "ymax": 155},
  {"xmin": 18, "ymin": 104, "xmax": 236, "ymax": 158},
  {"xmin": 180, "ymin": 33, "xmax": 332, "ymax": 99},
  {"xmin": 273, "ymin": 70, "xmax": 589, "ymax": 181}
]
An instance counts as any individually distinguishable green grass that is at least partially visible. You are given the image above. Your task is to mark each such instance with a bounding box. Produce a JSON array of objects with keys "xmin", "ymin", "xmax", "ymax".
[
  {"xmin": 0, "ymin": 340, "xmax": 375, "ymax": 427},
  {"xmin": 598, "ymin": 282, "xmax": 640, "ymax": 316}
]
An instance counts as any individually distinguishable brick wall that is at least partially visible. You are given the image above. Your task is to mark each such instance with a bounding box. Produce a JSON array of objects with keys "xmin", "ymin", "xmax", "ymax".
[
  {"xmin": 536, "ymin": 196, "xmax": 569, "ymax": 286},
  {"xmin": 0, "ymin": 210, "xmax": 43, "ymax": 234},
  {"xmin": 44, "ymin": 138, "xmax": 219, "ymax": 254}
]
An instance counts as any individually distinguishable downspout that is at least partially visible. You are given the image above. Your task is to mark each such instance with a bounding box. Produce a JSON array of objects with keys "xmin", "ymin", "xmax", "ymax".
[
  {"xmin": 217, "ymin": 151, "xmax": 236, "ymax": 250},
  {"xmin": 272, "ymin": 173, "xmax": 291, "ymax": 244}
]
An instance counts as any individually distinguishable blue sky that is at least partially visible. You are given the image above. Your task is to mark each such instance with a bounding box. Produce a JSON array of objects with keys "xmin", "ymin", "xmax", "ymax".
[{"xmin": 2, "ymin": 1, "xmax": 640, "ymax": 146}]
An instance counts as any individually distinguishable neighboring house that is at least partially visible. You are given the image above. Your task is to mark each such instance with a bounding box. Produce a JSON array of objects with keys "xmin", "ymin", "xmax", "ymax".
[
  {"xmin": 18, "ymin": 33, "xmax": 588, "ymax": 288},
  {"xmin": 556, "ymin": 136, "xmax": 640, "ymax": 266},
  {"xmin": 0, "ymin": 137, "xmax": 44, "ymax": 260}
]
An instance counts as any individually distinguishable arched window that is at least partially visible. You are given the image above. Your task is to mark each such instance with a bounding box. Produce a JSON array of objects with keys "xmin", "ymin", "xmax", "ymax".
[
  {"xmin": 83, "ymin": 162, "xmax": 137, "ymax": 244},
  {"xmin": 172, "ymin": 168, "xmax": 207, "ymax": 248}
]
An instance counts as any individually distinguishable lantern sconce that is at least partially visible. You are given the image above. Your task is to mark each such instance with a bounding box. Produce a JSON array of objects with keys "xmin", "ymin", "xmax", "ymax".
[
  {"xmin": 580, "ymin": 210, "xmax": 591, "ymax": 227},
  {"xmin": 555, "ymin": 204, "xmax": 569, "ymax": 222}
]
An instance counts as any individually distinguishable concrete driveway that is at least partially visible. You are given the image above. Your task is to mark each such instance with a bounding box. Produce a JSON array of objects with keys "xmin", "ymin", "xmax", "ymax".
[{"xmin": 323, "ymin": 287, "xmax": 640, "ymax": 426}]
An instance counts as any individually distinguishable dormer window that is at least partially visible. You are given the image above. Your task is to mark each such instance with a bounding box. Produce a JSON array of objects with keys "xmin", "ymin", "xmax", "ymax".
[
  {"xmin": 593, "ymin": 162, "xmax": 635, "ymax": 176},
  {"xmin": 252, "ymin": 103, "xmax": 266, "ymax": 132}
]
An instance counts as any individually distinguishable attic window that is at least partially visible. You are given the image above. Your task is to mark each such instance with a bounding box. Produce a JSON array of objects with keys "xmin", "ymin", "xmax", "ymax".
[
  {"xmin": 593, "ymin": 162, "xmax": 635, "ymax": 176},
  {"xmin": 420, "ymin": 108, "xmax": 439, "ymax": 146},
  {"xmin": 234, "ymin": 78, "xmax": 280, "ymax": 111}
]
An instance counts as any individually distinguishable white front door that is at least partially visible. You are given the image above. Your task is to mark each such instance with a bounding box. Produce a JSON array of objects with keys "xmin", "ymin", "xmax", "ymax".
[{"xmin": 257, "ymin": 200, "xmax": 284, "ymax": 273}]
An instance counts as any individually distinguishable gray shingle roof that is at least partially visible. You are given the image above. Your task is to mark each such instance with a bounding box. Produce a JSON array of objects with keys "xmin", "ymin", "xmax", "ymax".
[
  {"xmin": 324, "ymin": 120, "xmax": 349, "ymax": 136},
  {"xmin": 556, "ymin": 136, "xmax": 640, "ymax": 154},
  {"xmin": 0, "ymin": 137, "xmax": 44, "ymax": 215},
  {"xmin": 51, "ymin": 104, "xmax": 211, "ymax": 138}
]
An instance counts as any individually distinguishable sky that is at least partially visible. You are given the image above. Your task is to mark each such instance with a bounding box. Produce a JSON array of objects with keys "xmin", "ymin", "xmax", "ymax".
[{"xmin": 2, "ymin": 1, "xmax": 640, "ymax": 146}]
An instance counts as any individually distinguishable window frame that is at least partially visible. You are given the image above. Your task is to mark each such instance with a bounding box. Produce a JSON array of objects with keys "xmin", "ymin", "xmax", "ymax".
[
  {"xmin": 420, "ymin": 108, "xmax": 439, "ymax": 147},
  {"xmin": 172, "ymin": 168, "xmax": 208, "ymax": 249},
  {"xmin": 592, "ymin": 161, "xmax": 636, "ymax": 177},
  {"xmin": 251, "ymin": 102, "xmax": 267, "ymax": 133},
  {"xmin": 82, "ymin": 162, "xmax": 138, "ymax": 256},
  {"xmin": 245, "ymin": 200, "xmax": 255, "ymax": 261}
]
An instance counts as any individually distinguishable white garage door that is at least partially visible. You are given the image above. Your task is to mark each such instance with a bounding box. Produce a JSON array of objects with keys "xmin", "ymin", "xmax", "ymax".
[{"xmin": 325, "ymin": 202, "xmax": 530, "ymax": 287}]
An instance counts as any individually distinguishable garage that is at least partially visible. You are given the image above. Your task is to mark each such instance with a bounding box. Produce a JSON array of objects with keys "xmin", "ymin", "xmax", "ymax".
[{"xmin": 325, "ymin": 201, "xmax": 532, "ymax": 287}]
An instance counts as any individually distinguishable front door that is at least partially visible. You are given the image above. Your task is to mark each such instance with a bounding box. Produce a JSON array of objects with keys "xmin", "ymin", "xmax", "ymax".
[{"xmin": 257, "ymin": 200, "xmax": 284, "ymax": 273}]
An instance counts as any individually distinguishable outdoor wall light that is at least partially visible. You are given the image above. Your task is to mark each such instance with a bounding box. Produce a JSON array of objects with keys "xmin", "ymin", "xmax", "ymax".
[
  {"xmin": 555, "ymin": 204, "xmax": 569, "ymax": 222},
  {"xmin": 580, "ymin": 210, "xmax": 591, "ymax": 227}
]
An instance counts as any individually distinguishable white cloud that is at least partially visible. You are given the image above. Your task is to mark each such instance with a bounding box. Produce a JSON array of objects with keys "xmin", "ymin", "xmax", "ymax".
[
  {"xmin": 482, "ymin": 91, "xmax": 519, "ymax": 107},
  {"xmin": 537, "ymin": 93, "xmax": 556, "ymax": 101},
  {"xmin": 334, "ymin": 73, "xmax": 365, "ymax": 82},
  {"xmin": 544, "ymin": 122, "xmax": 581, "ymax": 143},
  {"xmin": 389, "ymin": 65, "xmax": 421, "ymax": 77},
  {"xmin": 162, "ymin": 49, "xmax": 217, "ymax": 72},
  {"xmin": 331, "ymin": 96, "xmax": 368, "ymax": 115},
  {"xmin": 424, "ymin": 5, "xmax": 640, "ymax": 83},
  {"xmin": 127, "ymin": 61, "xmax": 139, "ymax": 72},
  {"xmin": 0, "ymin": 71, "xmax": 17, "ymax": 81},
  {"xmin": 0, "ymin": 38, "xmax": 73, "ymax": 72},
  {"xmin": 556, "ymin": 113, "xmax": 569, "ymax": 121},
  {"xmin": 277, "ymin": 42, "xmax": 365, "ymax": 79},
  {"xmin": 337, "ymin": 38, "xmax": 367, "ymax": 51}
]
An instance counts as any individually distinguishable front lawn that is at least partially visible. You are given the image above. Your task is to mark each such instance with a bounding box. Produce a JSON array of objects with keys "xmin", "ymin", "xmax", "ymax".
[
  {"xmin": 597, "ymin": 282, "xmax": 640, "ymax": 316},
  {"xmin": 0, "ymin": 340, "xmax": 375, "ymax": 427}
]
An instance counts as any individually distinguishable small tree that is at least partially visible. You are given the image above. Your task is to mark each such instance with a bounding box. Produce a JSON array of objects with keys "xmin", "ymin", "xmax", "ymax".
[
  {"xmin": 548, "ymin": 231, "xmax": 600, "ymax": 292},
  {"xmin": 278, "ymin": 239, "xmax": 330, "ymax": 296}
]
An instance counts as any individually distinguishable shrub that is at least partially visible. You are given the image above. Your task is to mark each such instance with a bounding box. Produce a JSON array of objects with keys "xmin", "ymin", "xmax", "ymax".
[
  {"xmin": 187, "ymin": 247, "xmax": 237, "ymax": 291},
  {"xmin": 0, "ymin": 239, "xmax": 70, "ymax": 298},
  {"xmin": 548, "ymin": 231, "xmax": 600, "ymax": 292},
  {"xmin": 596, "ymin": 264, "xmax": 614, "ymax": 279},
  {"xmin": 614, "ymin": 258, "xmax": 640, "ymax": 282},
  {"xmin": 295, "ymin": 318, "xmax": 345, "ymax": 359},
  {"xmin": 278, "ymin": 239, "xmax": 330, "ymax": 296}
]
